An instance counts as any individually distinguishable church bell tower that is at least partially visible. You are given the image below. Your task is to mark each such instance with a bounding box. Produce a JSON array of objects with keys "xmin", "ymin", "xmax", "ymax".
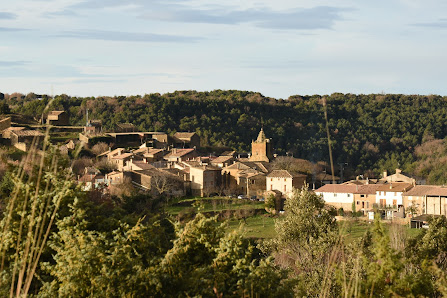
[{"xmin": 249, "ymin": 128, "xmax": 273, "ymax": 162}]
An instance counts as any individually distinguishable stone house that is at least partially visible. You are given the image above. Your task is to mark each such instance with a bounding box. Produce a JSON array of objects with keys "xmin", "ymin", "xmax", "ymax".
[
  {"xmin": 0, "ymin": 116, "xmax": 11, "ymax": 132},
  {"xmin": 222, "ymin": 161, "xmax": 269, "ymax": 195},
  {"xmin": 173, "ymin": 132, "xmax": 200, "ymax": 148},
  {"xmin": 266, "ymin": 170, "xmax": 307, "ymax": 198},
  {"xmin": 110, "ymin": 152, "xmax": 133, "ymax": 171},
  {"xmin": 164, "ymin": 148, "xmax": 197, "ymax": 163},
  {"xmin": 130, "ymin": 168, "xmax": 186, "ymax": 197},
  {"xmin": 403, "ymin": 185, "xmax": 447, "ymax": 216},
  {"xmin": 182, "ymin": 161, "xmax": 222, "ymax": 197},
  {"xmin": 10, "ymin": 129, "xmax": 45, "ymax": 151},
  {"xmin": 47, "ymin": 111, "xmax": 69, "ymax": 126},
  {"xmin": 210, "ymin": 155, "xmax": 235, "ymax": 168}
]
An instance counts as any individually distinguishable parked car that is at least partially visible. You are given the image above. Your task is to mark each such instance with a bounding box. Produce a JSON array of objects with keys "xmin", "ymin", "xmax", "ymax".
[{"xmin": 237, "ymin": 195, "xmax": 246, "ymax": 199}]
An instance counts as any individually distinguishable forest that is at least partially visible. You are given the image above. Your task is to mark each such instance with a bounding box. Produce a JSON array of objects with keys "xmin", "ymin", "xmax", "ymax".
[{"xmin": 3, "ymin": 90, "xmax": 447, "ymax": 182}]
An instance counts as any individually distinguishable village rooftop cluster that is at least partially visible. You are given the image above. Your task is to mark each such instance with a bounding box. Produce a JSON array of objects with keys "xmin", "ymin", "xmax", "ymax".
[{"xmin": 0, "ymin": 111, "xmax": 444, "ymax": 227}]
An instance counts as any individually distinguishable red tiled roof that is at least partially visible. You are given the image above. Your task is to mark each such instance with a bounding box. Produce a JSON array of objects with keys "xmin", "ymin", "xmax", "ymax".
[
  {"xmin": 316, "ymin": 183, "xmax": 383, "ymax": 194},
  {"xmin": 267, "ymin": 170, "xmax": 306, "ymax": 178},
  {"xmin": 315, "ymin": 184, "xmax": 358, "ymax": 194},
  {"xmin": 376, "ymin": 182, "xmax": 413, "ymax": 192},
  {"xmin": 404, "ymin": 185, "xmax": 447, "ymax": 197}
]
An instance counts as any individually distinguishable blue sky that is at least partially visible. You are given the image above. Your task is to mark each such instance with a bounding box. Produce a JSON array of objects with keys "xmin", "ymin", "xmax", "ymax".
[{"xmin": 0, "ymin": 0, "xmax": 446, "ymax": 98}]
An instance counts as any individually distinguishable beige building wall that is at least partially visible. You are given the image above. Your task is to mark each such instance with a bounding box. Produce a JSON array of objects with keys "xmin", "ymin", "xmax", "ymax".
[
  {"xmin": 353, "ymin": 193, "xmax": 376, "ymax": 211},
  {"xmin": 426, "ymin": 196, "xmax": 447, "ymax": 216},
  {"xmin": 190, "ymin": 167, "xmax": 220, "ymax": 197},
  {"xmin": 0, "ymin": 117, "xmax": 11, "ymax": 132},
  {"xmin": 402, "ymin": 195, "xmax": 424, "ymax": 215},
  {"xmin": 267, "ymin": 176, "xmax": 293, "ymax": 197}
]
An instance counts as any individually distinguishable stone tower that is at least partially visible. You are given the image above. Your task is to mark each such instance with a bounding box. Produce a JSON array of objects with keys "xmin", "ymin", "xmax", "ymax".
[{"xmin": 249, "ymin": 128, "xmax": 273, "ymax": 162}]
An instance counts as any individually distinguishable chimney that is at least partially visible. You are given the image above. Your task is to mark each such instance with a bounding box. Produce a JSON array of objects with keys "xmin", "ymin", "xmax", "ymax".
[
  {"xmin": 383, "ymin": 171, "xmax": 388, "ymax": 178},
  {"xmin": 396, "ymin": 168, "xmax": 402, "ymax": 174}
]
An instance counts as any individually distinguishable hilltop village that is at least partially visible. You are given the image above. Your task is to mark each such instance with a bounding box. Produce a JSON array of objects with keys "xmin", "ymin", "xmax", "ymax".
[{"xmin": 0, "ymin": 110, "xmax": 445, "ymax": 226}]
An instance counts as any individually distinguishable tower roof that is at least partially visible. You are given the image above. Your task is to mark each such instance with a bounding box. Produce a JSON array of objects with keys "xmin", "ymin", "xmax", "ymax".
[{"xmin": 256, "ymin": 128, "xmax": 267, "ymax": 142}]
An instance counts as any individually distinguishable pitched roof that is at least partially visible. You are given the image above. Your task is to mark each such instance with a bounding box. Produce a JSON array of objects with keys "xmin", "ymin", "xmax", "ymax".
[
  {"xmin": 183, "ymin": 160, "xmax": 221, "ymax": 171},
  {"xmin": 267, "ymin": 170, "xmax": 306, "ymax": 178},
  {"xmin": 165, "ymin": 148, "xmax": 195, "ymax": 158},
  {"xmin": 376, "ymin": 182, "xmax": 413, "ymax": 192},
  {"xmin": 173, "ymin": 132, "xmax": 196, "ymax": 140},
  {"xmin": 315, "ymin": 183, "xmax": 382, "ymax": 194},
  {"xmin": 211, "ymin": 155, "xmax": 234, "ymax": 164},
  {"xmin": 110, "ymin": 152, "xmax": 133, "ymax": 160},
  {"xmin": 143, "ymin": 149, "xmax": 164, "ymax": 156},
  {"xmin": 404, "ymin": 185, "xmax": 447, "ymax": 197},
  {"xmin": 315, "ymin": 184, "xmax": 357, "ymax": 193},
  {"xmin": 356, "ymin": 184, "xmax": 383, "ymax": 194},
  {"xmin": 223, "ymin": 162, "xmax": 252, "ymax": 171},
  {"xmin": 221, "ymin": 151, "xmax": 236, "ymax": 156}
]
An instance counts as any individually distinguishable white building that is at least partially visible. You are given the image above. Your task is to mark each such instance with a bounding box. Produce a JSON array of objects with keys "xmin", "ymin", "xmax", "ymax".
[
  {"xmin": 314, "ymin": 184, "xmax": 357, "ymax": 211},
  {"xmin": 375, "ymin": 182, "xmax": 413, "ymax": 208}
]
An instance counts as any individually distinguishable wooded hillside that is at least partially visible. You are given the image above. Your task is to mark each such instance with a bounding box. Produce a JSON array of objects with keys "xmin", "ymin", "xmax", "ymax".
[{"xmin": 5, "ymin": 90, "xmax": 447, "ymax": 182}]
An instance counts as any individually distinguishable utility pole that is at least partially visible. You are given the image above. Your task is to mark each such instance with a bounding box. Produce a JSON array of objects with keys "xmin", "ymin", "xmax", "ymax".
[{"xmin": 323, "ymin": 97, "xmax": 336, "ymax": 184}]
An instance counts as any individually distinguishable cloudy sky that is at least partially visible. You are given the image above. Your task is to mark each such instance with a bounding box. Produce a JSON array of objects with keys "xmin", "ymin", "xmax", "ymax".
[{"xmin": 0, "ymin": 0, "xmax": 446, "ymax": 98}]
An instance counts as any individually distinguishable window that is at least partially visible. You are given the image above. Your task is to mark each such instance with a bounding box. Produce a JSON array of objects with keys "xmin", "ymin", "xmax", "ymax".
[
  {"xmin": 347, "ymin": 194, "xmax": 351, "ymax": 197},
  {"xmin": 270, "ymin": 185, "xmax": 273, "ymax": 190},
  {"xmin": 360, "ymin": 194, "xmax": 365, "ymax": 198},
  {"xmin": 356, "ymin": 201, "xmax": 360, "ymax": 205},
  {"xmin": 334, "ymin": 193, "xmax": 337, "ymax": 197},
  {"xmin": 284, "ymin": 178, "xmax": 286, "ymax": 182},
  {"xmin": 362, "ymin": 201, "xmax": 365, "ymax": 208},
  {"xmin": 284, "ymin": 185, "xmax": 286, "ymax": 192},
  {"xmin": 366, "ymin": 202, "xmax": 369, "ymax": 208},
  {"xmin": 271, "ymin": 178, "xmax": 273, "ymax": 181}
]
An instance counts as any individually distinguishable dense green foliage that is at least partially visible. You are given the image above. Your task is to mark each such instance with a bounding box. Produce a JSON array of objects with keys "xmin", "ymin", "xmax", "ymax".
[
  {"xmin": 1, "ymin": 157, "xmax": 447, "ymax": 296},
  {"xmin": 266, "ymin": 188, "xmax": 447, "ymax": 297},
  {"xmin": 8, "ymin": 90, "xmax": 447, "ymax": 181}
]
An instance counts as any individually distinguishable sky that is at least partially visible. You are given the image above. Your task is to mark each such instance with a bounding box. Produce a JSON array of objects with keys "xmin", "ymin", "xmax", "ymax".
[{"xmin": 0, "ymin": 0, "xmax": 447, "ymax": 99}]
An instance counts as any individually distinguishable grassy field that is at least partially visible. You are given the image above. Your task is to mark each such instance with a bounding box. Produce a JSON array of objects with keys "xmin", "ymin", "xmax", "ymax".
[
  {"xmin": 226, "ymin": 215, "xmax": 276, "ymax": 239},
  {"xmin": 166, "ymin": 197, "xmax": 424, "ymax": 241},
  {"xmin": 165, "ymin": 197, "xmax": 265, "ymax": 216}
]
